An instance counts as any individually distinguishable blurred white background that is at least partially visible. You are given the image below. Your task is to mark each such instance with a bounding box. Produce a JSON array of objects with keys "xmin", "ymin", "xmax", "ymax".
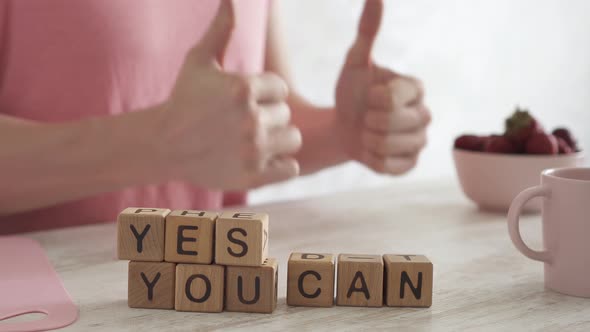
[{"xmin": 251, "ymin": 0, "xmax": 590, "ymax": 204}]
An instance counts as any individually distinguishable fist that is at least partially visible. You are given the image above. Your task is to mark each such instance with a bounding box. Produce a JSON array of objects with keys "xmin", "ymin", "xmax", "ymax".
[
  {"xmin": 156, "ymin": 0, "xmax": 302, "ymax": 189},
  {"xmin": 335, "ymin": 0, "xmax": 431, "ymax": 175}
]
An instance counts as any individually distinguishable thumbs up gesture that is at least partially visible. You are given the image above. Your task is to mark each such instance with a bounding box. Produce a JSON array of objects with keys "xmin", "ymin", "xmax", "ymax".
[
  {"xmin": 155, "ymin": 0, "xmax": 302, "ymax": 189},
  {"xmin": 335, "ymin": 0, "xmax": 431, "ymax": 175}
]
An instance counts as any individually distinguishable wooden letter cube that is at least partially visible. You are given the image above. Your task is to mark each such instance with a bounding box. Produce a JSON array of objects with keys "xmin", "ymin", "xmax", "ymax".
[
  {"xmin": 215, "ymin": 212, "xmax": 269, "ymax": 266},
  {"xmin": 128, "ymin": 261, "xmax": 176, "ymax": 309},
  {"xmin": 336, "ymin": 254, "xmax": 383, "ymax": 307},
  {"xmin": 383, "ymin": 254, "xmax": 433, "ymax": 307},
  {"xmin": 164, "ymin": 210, "xmax": 217, "ymax": 264},
  {"xmin": 175, "ymin": 264, "xmax": 224, "ymax": 313},
  {"xmin": 225, "ymin": 258, "xmax": 278, "ymax": 313},
  {"xmin": 287, "ymin": 253, "xmax": 335, "ymax": 307},
  {"xmin": 117, "ymin": 207, "xmax": 170, "ymax": 261}
]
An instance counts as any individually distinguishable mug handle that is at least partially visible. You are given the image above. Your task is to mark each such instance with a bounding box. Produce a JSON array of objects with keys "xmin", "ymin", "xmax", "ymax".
[{"xmin": 507, "ymin": 185, "xmax": 552, "ymax": 263}]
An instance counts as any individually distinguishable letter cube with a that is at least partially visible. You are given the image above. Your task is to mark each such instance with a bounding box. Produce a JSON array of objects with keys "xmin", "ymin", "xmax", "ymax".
[{"xmin": 336, "ymin": 254, "xmax": 383, "ymax": 307}]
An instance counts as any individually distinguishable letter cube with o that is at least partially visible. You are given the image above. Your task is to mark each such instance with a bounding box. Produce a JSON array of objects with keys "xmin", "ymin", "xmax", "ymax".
[
  {"xmin": 175, "ymin": 264, "xmax": 225, "ymax": 313},
  {"xmin": 215, "ymin": 212, "xmax": 269, "ymax": 266},
  {"xmin": 117, "ymin": 208, "xmax": 170, "ymax": 261},
  {"xmin": 287, "ymin": 253, "xmax": 335, "ymax": 307}
]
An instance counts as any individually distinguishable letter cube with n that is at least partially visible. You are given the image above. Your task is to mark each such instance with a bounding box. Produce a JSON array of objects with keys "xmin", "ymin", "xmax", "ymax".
[
  {"xmin": 118, "ymin": 208, "xmax": 170, "ymax": 261},
  {"xmin": 215, "ymin": 212, "xmax": 269, "ymax": 266},
  {"xmin": 287, "ymin": 253, "xmax": 335, "ymax": 307},
  {"xmin": 336, "ymin": 254, "xmax": 383, "ymax": 307},
  {"xmin": 383, "ymin": 254, "xmax": 433, "ymax": 307}
]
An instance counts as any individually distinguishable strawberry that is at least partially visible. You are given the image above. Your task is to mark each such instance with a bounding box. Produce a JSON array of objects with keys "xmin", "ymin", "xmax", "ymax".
[
  {"xmin": 552, "ymin": 128, "xmax": 578, "ymax": 152},
  {"xmin": 454, "ymin": 135, "xmax": 486, "ymax": 151},
  {"xmin": 556, "ymin": 137, "xmax": 574, "ymax": 154},
  {"xmin": 505, "ymin": 107, "xmax": 544, "ymax": 151},
  {"xmin": 484, "ymin": 135, "xmax": 517, "ymax": 154},
  {"xmin": 525, "ymin": 133, "xmax": 558, "ymax": 155}
]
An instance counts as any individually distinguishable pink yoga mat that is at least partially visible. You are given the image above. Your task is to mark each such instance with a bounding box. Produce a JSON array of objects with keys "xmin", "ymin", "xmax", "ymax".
[{"xmin": 0, "ymin": 236, "xmax": 78, "ymax": 332}]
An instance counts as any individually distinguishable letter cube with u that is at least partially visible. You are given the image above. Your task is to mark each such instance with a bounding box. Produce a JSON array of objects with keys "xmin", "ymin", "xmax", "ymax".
[{"xmin": 225, "ymin": 258, "xmax": 278, "ymax": 313}]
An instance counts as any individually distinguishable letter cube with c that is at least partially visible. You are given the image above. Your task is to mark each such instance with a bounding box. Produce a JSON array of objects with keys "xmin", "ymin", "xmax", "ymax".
[{"xmin": 287, "ymin": 253, "xmax": 335, "ymax": 307}]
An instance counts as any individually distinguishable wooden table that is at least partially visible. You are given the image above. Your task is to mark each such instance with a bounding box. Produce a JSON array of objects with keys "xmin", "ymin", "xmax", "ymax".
[{"xmin": 20, "ymin": 180, "xmax": 590, "ymax": 331}]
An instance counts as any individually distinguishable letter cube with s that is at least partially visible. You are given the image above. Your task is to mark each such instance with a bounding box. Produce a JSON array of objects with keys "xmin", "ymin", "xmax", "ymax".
[{"xmin": 215, "ymin": 212, "xmax": 269, "ymax": 266}]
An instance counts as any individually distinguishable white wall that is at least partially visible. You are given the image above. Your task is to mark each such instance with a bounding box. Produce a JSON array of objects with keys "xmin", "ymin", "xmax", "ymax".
[{"xmin": 251, "ymin": 0, "xmax": 590, "ymax": 204}]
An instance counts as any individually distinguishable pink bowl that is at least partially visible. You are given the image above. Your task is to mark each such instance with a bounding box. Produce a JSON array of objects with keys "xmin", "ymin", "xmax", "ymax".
[{"xmin": 453, "ymin": 149, "xmax": 585, "ymax": 213}]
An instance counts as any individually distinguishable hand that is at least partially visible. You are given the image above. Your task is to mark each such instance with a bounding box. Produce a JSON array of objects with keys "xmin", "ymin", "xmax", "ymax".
[
  {"xmin": 154, "ymin": 0, "xmax": 301, "ymax": 190},
  {"xmin": 335, "ymin": 0, "xmax": 431, "ymax": 175}
]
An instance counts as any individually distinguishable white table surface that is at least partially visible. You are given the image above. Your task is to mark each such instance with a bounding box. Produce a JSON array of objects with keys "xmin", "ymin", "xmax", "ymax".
[{"xmin": 15, "ymin": 180, "xmax": 590, "ymax": 331}]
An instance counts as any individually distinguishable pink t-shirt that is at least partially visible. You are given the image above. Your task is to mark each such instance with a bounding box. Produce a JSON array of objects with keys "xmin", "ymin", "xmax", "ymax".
[{"xmin": 0, "ymin": 0, "xmax": 270, "ymax": 234}]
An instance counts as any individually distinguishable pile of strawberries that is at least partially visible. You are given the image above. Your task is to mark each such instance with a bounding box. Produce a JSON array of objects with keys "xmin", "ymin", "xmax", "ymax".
[{"xmin": 454, "ymin": 108, "xmax": 580, "ymax": 155}]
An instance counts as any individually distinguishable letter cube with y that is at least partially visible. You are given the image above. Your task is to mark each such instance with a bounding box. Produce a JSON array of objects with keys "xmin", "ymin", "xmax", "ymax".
[
  {"xmin": 383, "ymin": 254, "xmax": 433, "ymax": 307},
  {"xmin": 117, "ymin": 208, "xmax": 170, "ymax": 261},
  {"xmin": 165, "ymin": 210, "xmax": 217, "ymax": 264},
  {"xmin": 336, "ymin": 254, "xmax": 383, "ymax": 307},
  {"xmin": 128, "ymin": 261, "xmax": 176, "ymax": 309},
  {"xmin": 175, "ymin": 264, "xmax": 224, "ymax": 313},
  {"xmin": 225, "ymin": 258, "xmax": 278, "ymax": 313},
  {"xmin": 287, "ymin": 253, "xmax": 335, "ymax": 307},
  {"xmin": 215, "ymin": 212, "xmax": 269, "ymax": 266}
]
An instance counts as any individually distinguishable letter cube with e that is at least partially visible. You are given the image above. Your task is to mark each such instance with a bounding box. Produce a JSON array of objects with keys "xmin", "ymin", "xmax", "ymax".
[
  {"xmin": 175, "ymin": 264, "xmax": 225, "ymax": 313},
  {"xmin": 287, "ymin": 253, "xmax": 335, "ymax": 307},
  {"xmin": 383, "ymin": 254, "xmax": 433, "ymax": 307},
  {"xmin": 225, "ymin": 258, "xmax": 278, "ymax": 313},
  {"xmin": 118, "ymin": 208, "xmax": 170, "ymax": 261},
  {"xmin": 336, "ymin": 254, "xmax": 383, "ymax": 307},
  {"xmin": 215, "ymin": 212, "xmax": 269, "ymax": 266},
  {"xmin": 165, "ymin": 210, "xmax": 217, "ymax": 264},
  {"xmin": 128, "ymin": 261, "xmax": 176, "ymax": 309}
]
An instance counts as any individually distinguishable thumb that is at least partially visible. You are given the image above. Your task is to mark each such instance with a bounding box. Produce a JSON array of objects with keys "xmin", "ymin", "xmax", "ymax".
[
  {"xmin": 345, "ymin": 0, "xmax": 383, "ymax": 68},
  {"xmin": 196, "ymin": 0, "xmax": 235, "ymax": 65}
]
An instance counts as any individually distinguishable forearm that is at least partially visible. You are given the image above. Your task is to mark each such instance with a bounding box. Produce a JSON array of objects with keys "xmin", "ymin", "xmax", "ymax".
[
  {"xmin": 0, "ymin": 107, "xmax": 165, "ymax": 215},
  {"xmin": 289, "ymin": 95, "xmax": 348, "ymax": 175}
]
